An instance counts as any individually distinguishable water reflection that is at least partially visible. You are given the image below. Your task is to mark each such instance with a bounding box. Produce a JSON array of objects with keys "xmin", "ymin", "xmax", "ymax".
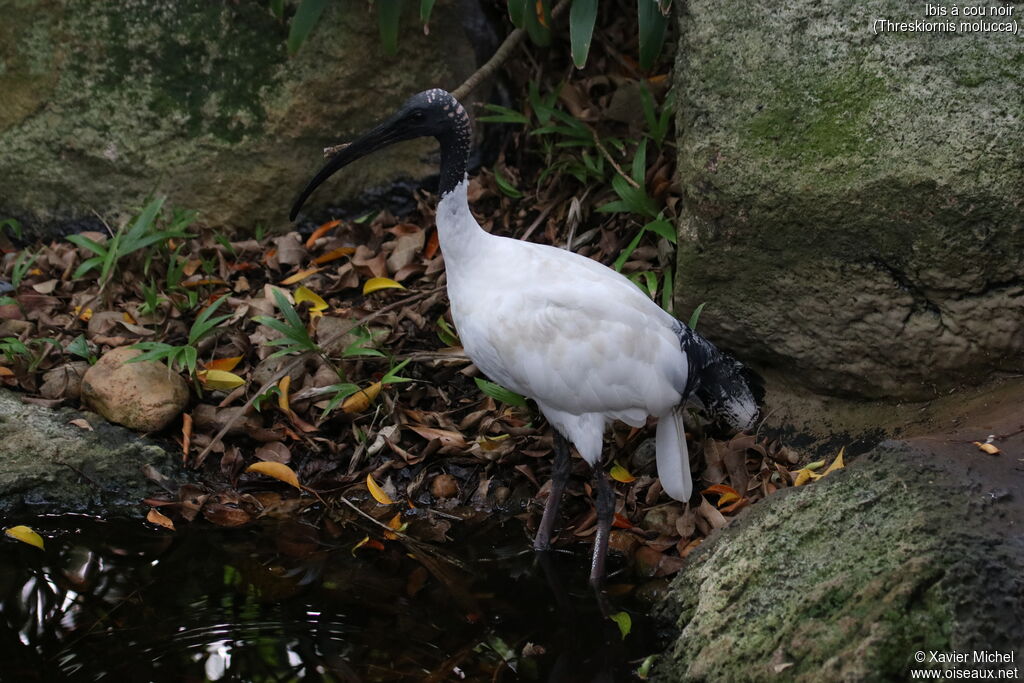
[{"xmin": 0, "ymin": 515, "xmax": 660, "ymax": 681}]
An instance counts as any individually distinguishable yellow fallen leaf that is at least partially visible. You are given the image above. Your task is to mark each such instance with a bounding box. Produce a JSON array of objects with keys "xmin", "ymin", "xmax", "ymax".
[
  {"xmin": 367, "ymin": 473, "xmax": 395, "ymax": 505},
  {"xmin": 278, "ymin": 375, "xmax": 292, "ymax": 413},
  {"xmin": 610, "ymin": 463, "xmax": 636, "ymax": 483},
  {"xmin": 198, "ymin": 369, "xmax": 246, "ymax": 390},
  {"xmin": 246, "ymin": 461, "xmax": 301, "ymax": 489},
  {"xmin": 362, "ymin": 277, "xmax": 406, "ymax": 295},
  {"xmin": 5, "ymin": 525, "xmax": 44, "ymax": 550},
  {"xmin": 342, "ymin": 382, "xmax": 382, "ymax": 413},
  {"xmin": 294, "ymin": 285, "xmax": 328, "ymax": 312},
  {"xmin": 146, "ymin": 509, "xmax": 176, "ymax": 530},
  {"xmin": 122, "ymin": 311, "xmax": 137, "ymax": 324},
  {"xmin": 313, "ymin": 246, "xmax": 356, "ymax": 265},
  {"xmin": 205, "ymin": 355, "xmax": 243, "ymax": 372},
  {"xmin": 352, "ymin": 536, "xmax": 384, "ymax": 554},
  {"xmin": 793, "ymin": 468, "xmax": 820, "ymax": 487},
  {"xmin": 822, "ymin": 447, "xmax": 846, "ymax": 476},
  {"xmin": 384, "ymin": 512, "xmax": 407, "ymax": 540},
  {"xmin": 280, "ymin": 268, "xmax": 321, "ymax": 285},
  {"xmin": 973, "ymin": 441, "xmax": 1001, "ymax": 455}
]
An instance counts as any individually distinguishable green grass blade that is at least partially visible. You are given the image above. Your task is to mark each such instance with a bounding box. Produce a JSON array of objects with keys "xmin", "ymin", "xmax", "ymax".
[
  {"xmin": 569, "ymin": 0, "xmax": 598, "ymax": 68},
  {"xmin": 288, "ymin": 0, "xmax": 328, "ymax": 56}
]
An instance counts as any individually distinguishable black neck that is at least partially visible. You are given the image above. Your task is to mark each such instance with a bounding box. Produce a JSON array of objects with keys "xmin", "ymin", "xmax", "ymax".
[
  {"xmin": 428, "ymin": 90, "xmax": 472, "ymax": 197},
  {"xmin": 438, "ymin": 129, "xmax": 469, "ymax": 197}
]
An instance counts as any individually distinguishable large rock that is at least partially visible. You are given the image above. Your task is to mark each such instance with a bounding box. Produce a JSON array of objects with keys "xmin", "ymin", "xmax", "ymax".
[
  {"xmin": 672, "ymin": 0, "xmax": 1024, "ymax": 399},
  {"xmin": 0, "ymin": 389, "xmax": 175, "ymax": 515},
  {"xmin": 654, "ymin": 392, "xmax": 1024, "ymax": 681},
  {"xmin": 81, "ymin": 347, "xmax": 189, "ymax": 432},
  {"xmin": 0, "ymin": 0, "xmax": 480, "ymax": 236}
]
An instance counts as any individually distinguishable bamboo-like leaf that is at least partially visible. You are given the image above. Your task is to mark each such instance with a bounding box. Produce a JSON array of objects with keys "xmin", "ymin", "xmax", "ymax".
[
  {"xmin": 287, "ymin": 0, "xmax": 328, "ymax": 56},
  {"xmin": 637, "ymin": 0, "xmax": 668, "ymax": 70},
  {"xmin": 569, "ymin": 0, "xmax": 598, "ymax": 68},
  {"xmin": 420, "ymin": 0, "xmax": 436, "ymax": 23},
  {"xmin": 246, "ymin": 461, "xmax": 301, "ymax": 489},
  {"xmin": 5, "ymin": 525, "xmax": 45, "ymax": 549},
  {"xmin": 610, "ymin": 463, "xmax": 636, "ymax": 483},
  {"xmin": 507, "ymin": 0, "xmax": 528, "ymax": 27},
  {"xmin": 687, "ymin": 302, "xmax": 706, "ymax": 329},
  {"xmin": 378, "ymin": 0, "xmax": 402, "ymax": 55},
  {"xmin": 294, "ymin": 285, "xmax": 328, "ymax": 312},
  {"xmin": 474, "ymin": 377, "xmax": 527, "ymax": 407},
  {"xmin": 198, "ymin": 369, "xmax": 246, "ymax": 390},
  {"xmin": 363, "ymin": 277, "xmax": 406, "ymax": 294},
  {"xmin": 342, "ymin": 381, "xmax": 383, "ymax": 413},
  {"xmin": 367, "ymin": 473, "xmax": 396, "ymax": 505},
  {"xmin": 280, "ymin": 268, "xmax": 321, "ymax": 285}
]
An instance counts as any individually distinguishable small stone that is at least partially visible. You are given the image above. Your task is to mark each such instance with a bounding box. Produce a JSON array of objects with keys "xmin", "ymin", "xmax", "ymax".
[
  {"xmin": 430, "ymin": 473, "xmax": 459, "ymax": 499},
  {"xmin": 81, "ymin": 346, "xmax": 189, "ymax": 431},
  {"xmin": 643, "ymin": 505, "xmax": 681, "ymax": 536}
]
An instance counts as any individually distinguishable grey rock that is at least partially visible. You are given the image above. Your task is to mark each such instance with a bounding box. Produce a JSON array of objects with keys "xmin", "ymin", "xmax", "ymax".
[
  {"xmin": 672, "ymin": 0, "xmax": 1024, "ymax": 399},
  {"xmin": 0, "ymin": 0, "xmax": 480, "ymax": 237},
  {"xmin": 654, "ymin": 442, "xmax": 1024, "ymax": 681},
  {"xmin": 0, "ymin": 389, "xmax": 175, "ymax": 515}
]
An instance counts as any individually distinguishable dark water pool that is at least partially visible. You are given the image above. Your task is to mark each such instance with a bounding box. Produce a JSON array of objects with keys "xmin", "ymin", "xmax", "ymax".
[{"xmin": 0, "ymin": 515, "xmax": 666, "ymax": 682}]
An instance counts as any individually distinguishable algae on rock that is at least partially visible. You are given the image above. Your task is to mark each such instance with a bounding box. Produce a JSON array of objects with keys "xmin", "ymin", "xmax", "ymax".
[
  {"xmin": 672, "ymin": 0, "xmax": 1024, "ymax": 399},
  {"xmin": 0, "ymin": 389, "xmax": 175, "ymax": 515},
  {"xmin": 0, "ymin": 0, "xmax": 480, "ymax": 236},
  {"xmin": 655, "ymin": 445, "xmax": 1024, "ymax": 681}
]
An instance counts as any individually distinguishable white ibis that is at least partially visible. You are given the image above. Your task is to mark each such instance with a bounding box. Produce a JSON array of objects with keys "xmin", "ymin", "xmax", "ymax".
[{"xmin": 290, "ymin": 89, "xmax": 760, "ymax": 585}]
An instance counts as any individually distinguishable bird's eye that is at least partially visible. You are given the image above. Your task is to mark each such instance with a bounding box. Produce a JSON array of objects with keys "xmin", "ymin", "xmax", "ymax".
[{"xmin": 411, "ymin": 110, "xmax": 425, "ymax": 120}]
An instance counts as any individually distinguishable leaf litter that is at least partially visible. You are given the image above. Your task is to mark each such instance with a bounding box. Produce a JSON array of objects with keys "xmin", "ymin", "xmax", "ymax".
[{"xmin": 0, "ymin": 15, "xmax": 865, "ymax": 675}]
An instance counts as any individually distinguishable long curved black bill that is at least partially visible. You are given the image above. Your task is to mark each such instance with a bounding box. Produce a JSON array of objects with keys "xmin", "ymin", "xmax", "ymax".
[{"xmin": 289, "ymin": 121, "xmax": 402, "ymax": 221}]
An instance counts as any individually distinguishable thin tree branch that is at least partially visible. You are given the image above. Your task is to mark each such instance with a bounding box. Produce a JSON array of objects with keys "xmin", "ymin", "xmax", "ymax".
[{"xmin": 452, "ymin": 0, "xmax": 572, "ymax": 102}]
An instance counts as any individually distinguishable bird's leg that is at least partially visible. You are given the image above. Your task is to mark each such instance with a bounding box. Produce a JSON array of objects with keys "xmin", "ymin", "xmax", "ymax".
[
  {"xmin": 589, "ymin": 465, "xmax": 615, "ymax": 589},
  {"xmin": 533, "ymin": 432, "xmax": 572, "ymax": 551}
]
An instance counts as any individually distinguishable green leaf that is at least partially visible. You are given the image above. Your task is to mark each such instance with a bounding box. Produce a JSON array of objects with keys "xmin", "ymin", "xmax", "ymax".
[
  {"xmin": 637, "ymin": 0, "xmax": 668, "ymax": 70},
  {"xmin": 644, "ymin": 217, "xmax": 676, "ymax": 244},
  {"xmin": 420, "ymin": 0, "xmax": 435, "ymax": 23},
  {"xmin": 474, "ymin": 377, "xmax": 527, "ymax": 407},
  {"xmin": 610, "ymin": 610, "xmax": 632, "ymax": 639},
  {"xmin": 478, "ymin": 104, "xmax": 530, "ymax": 125},
  {"xmin": 435, "ymin": 316, "xmax": 460, "ymax": 346},
  {"xmin": 523, "ymin": 0, "xmax": 551, "ymax": 46},
  {"xmin": 381, "ymin": 358, "xmax": 414, "ymax": 384},
  {"xmin": 188, "ymin": 294, "xmax": 232, "ymax": 345},
  {"xmin": 569, "ymin": 0, "xmax": 598, "ymax": 68},
  {"xmin": 688, "ymin": 302, "xmax": 707, "ymax": 330},
  {"xmin": 660, "ymin": 268, "xmax": 673, "ymax": 313},
  {"xmin": 0, "ymin": 218, "xmax": 22, "ymax": 239},
  {"xmin": 322, "ymin": 383, "xmax": 361, "ymax": 416},
  {"xmin": 66, "ymin": 234, "xmax": 108, "ymax": 257},
  {"xmin": 493, "ymin": 168, "xmax": 523, "ymax": 198},
  {"xmin": 269, "ymin": 0, "xmax": 285, "ymax": 20},
  {"xmin": 67, "ymin": 335, "xmax": 95, "ymax": 363},
  {"xmin": 507, "ymin": 0, "xmax": 527, "ymax": 27},
  {"xmin": 613, "ymin": 229, "xmax": 646, "ymax": 272},
  {"xmin": 631, "ymin": 139, "xmax": 648, "ymax": 185},
  {"xmin": 378, "ymin": 0, "xmax": 402, "ymax": 55},
  {"xmin": 287, "ymin": 0, "xmax": 328, "ymax": 56}
]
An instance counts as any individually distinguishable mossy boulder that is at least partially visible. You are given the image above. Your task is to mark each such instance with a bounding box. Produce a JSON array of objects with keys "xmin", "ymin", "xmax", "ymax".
[
  {"xmin": 654, "ymin": 444, "xmax": 1024, "ymax": 681},
  {"xmin": 0, "ymin": 0, "xmax": 480, "ymax": 236},
  {"xmin": 672, "ymin": 0, "xmax": 1024, "ymax": 399},
  {"xmin": 0, "ymin": 389, "xmax": 175, "ymax": 514}
]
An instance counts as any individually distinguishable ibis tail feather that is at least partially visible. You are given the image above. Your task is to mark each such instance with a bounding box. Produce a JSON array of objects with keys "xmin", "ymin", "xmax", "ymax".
[{"xmin": 656, "ymin": 406, "xmax": 692, "ymax": 502}]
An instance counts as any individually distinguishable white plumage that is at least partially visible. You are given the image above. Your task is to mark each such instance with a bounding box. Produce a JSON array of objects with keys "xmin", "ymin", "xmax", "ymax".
[
  {"xmin": 438, "ymin": 180, "xmax": 699, "ymax": 500},
  {"xmin": 290, "ymin": 88, "xmax": 759, "ymax": 583}
]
